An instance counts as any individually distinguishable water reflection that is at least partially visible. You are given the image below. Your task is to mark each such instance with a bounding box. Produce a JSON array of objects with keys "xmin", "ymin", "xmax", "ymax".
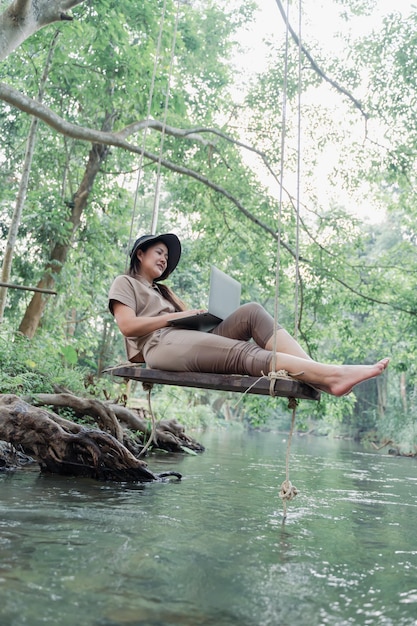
[{"xmin": 1, "ymin": 431, "xmax": 417, "ymax": 626}]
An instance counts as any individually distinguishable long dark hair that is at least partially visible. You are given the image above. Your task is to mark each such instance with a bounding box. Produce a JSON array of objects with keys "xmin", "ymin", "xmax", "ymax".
[
  {"xmin": 129, "ymin": 248, "xmax": 187, "ymax": 312},
  {"xmin": 156, "ymin": 283, "xmax": 187, "ymax": 312}
]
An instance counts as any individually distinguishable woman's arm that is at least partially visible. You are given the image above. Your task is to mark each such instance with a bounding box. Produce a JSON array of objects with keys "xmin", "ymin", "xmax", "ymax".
[{"xmin": 112, "ymin": 301, "xmax": 206, "ymax": 338}]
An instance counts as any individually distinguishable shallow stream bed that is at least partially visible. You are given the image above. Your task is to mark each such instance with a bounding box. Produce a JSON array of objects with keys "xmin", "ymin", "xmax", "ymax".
[{"xmin": 1, "ymin": 430, "xmax": 417, "ymax": 625}]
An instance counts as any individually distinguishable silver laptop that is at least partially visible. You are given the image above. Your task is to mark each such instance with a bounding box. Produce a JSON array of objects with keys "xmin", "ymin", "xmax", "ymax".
[{"xmin": 168, "ymin": 266, "xmax": 241, "ymax": 331}]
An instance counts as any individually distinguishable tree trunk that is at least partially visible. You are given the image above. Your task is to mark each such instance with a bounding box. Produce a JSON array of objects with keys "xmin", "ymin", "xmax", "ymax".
[
  {"xmin": 0, "ymin": 32, "xmax": 59, "ymax": 322},
  {"xmin": 18, "ymin": 114, "xmax": 115, "ymax": 337},
  {"xmin": 96, "ymin": 318, "xmax": 112, "ymax": 376},
  {"xmin": 400, "ymin": 371, "xmax": 407, "ymax": 414},
  {"xmin": 376, "ymin": 370, "xmax": 388, "ymax": 419}
]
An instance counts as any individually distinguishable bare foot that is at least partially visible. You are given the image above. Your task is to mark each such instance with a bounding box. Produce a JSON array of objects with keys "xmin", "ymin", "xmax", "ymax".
[{"xmin": 326, "ymin": 358, "xmax": 390, "ymax": 397}]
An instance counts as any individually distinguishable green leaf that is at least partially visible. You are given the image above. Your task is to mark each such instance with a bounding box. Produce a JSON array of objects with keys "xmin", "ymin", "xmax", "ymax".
[
  {"xmin": 60, "ymin": 345, "xmax": 78, "ymax": 366},
  {"xmin": 180, "ymin": 445, "xmax": 198, "ymax": 456}
]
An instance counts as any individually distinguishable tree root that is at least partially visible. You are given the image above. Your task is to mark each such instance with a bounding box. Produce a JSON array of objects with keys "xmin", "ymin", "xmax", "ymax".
[
  {"xmin": 0, "ymin": 395, "xmax": 182, "ymax": 482},
  {"xmin": 26, "ymin": 392, "xmax": 205, "ymax": 453}
]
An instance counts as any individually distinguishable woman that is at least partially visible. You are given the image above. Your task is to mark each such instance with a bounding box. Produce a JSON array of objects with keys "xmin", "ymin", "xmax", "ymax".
[{"xmin": 108, "ymin": 233, "xmax": 389, "ymax": 397}]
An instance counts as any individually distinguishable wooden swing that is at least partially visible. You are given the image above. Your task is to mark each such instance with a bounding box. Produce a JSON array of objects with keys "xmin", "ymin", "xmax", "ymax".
[
  {"xmin": 107, "ymin": 0, "xmax": 320, "ymax": 406},
  {"xmin": 107, "ymin": 364, "xmax": 321, "ymax": 401}
]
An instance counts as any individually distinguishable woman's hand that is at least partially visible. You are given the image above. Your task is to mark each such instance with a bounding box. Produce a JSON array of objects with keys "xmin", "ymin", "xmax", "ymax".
[
  {"xmin": 171, "ymin": 309, "xmax": 207, "ymax": 319},
  {"xmin": 113, "ymin": 302, "xmax": 207, "ymax": 338}
]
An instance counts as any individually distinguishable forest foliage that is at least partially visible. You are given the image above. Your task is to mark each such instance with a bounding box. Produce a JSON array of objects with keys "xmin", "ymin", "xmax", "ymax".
[{"xmin": 1, "ymin": 0, "xmax": 417, "ymax": 453}]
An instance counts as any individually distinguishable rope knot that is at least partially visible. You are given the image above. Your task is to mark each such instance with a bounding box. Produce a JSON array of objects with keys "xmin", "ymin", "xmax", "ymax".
[
  {"xmin": 267, "ymin": 369, "xmax": 290, "ymax": 396},
  {"xmin": 287, "ymin": 397, "xmax": 298, "ymax": 410},
  {"xmin": 279, "ymin": 479, "xmax": 298, "ymax": 502}
]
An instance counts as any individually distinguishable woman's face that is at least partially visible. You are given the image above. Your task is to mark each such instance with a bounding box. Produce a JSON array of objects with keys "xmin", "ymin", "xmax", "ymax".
[{"xmin": 137, "ymin": 241, "xmax": 169, "ymax": 281}]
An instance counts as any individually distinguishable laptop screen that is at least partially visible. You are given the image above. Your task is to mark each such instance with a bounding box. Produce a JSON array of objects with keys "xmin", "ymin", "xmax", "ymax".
[{"xmin": 208, "ymin": 266, "xmax": 241, "ymax": 320}]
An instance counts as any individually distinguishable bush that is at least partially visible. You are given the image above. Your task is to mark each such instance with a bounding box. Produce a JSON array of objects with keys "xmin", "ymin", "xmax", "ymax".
[{"xmin": 0, "ymin": 327, "xmax": 111, "ymax": 398}]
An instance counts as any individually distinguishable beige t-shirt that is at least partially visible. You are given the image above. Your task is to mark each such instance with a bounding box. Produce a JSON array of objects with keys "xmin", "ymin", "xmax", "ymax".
[{"xmin": 108, "ymin": 274, "xmax": 176, "ymax": 362}]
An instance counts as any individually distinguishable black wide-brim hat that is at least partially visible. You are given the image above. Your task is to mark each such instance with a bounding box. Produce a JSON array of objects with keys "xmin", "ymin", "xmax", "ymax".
[{"xmin": 129, "ymin": 233, "xmax": 181, "ymax": 281}]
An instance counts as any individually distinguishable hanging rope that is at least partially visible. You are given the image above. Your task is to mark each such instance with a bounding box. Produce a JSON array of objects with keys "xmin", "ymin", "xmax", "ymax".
[
  {"xmin": 126, "ymin": 0, "xmax": 171, "ymax": 269},
  {"xmin": 128, "ymin": 2, "xmax": 181, "ymax": 450},
  {"xmin": 151, "ymin": 0, "xmax": 181, "ymax": 235},
  {"xmin": 139, "ymin": 383, "xmax": 158, "ymax": 457},
  {"xmin": 294, "ymin": 0, "xmax": 303, "ymax": 344},
  {"xmin": 274, "ymin": 0, "xmax": 304, "ymax": 518},
  {"xmin": 232, "ymin": 368, "xmax": 304, "ymax": 410},
  {"xmin": 271, "ymin": 0, "xmax": 290, "ymax": 366},
  {"xmin": 279, "ymin": 401, "xmax": 299, "ymax": 519}
]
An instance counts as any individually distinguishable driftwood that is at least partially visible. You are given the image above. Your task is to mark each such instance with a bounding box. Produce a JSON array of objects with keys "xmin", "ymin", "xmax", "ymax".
[
  {"xmin": 0, "ymin": 394, "xmax": 182, "ymax": 482},
  {"xmin": 25, "ymin": 392, "xmax": 125, "ymax": 441},
  {"xmin": 26, "ymin": 392, "xmax": 205, "ymax": 454}
]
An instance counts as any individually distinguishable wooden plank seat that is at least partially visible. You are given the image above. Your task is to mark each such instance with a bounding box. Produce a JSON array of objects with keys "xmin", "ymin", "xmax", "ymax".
[{"xmin": 106, "ymin": 365, "xmax": 321, "ymax": 401}]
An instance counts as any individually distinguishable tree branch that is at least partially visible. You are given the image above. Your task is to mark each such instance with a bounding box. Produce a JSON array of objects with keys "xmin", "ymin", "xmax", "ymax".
[
  {"xmin": 0, "ymin": 84, "xmax": 412, "ymax": 316},
  {"xmin": 0, "ymin": 81, "xmax": 298, "ymax": 260},
  {"xmin": 0, "ymin": 0, "xmax": 85, "ymax": 59},
  {"xmin": 274, "ymin": 0, "xmax": 369, "ymax": 120}
]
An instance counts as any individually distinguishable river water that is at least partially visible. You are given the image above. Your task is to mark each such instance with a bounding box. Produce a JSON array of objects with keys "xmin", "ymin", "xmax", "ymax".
[{"xmin": 1, "ymin": 429, "xmax": 417, "ymax": 626}]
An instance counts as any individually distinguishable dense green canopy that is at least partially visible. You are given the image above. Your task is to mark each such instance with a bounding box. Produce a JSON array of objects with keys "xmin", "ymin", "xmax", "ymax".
[{"xmin": 1, "ymin": 0, "xmax": 417, "ymax": 450}]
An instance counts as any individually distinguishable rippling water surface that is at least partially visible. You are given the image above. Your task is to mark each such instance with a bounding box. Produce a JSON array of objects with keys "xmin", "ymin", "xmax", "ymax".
[{"xmin": 1, "ymin": 430, "xmax": 417, "ymax": 626}]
